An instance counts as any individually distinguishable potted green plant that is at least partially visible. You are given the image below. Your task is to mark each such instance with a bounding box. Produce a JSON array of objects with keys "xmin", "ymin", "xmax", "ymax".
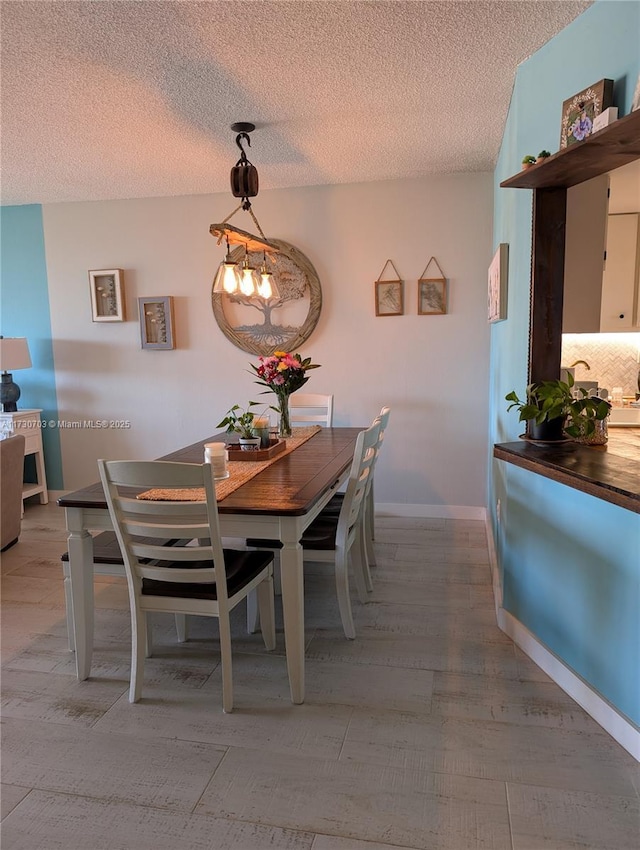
[
  {"xmin": 505, "ymin": 375, "xmax": 575, "ymax": 441},
  {"xmin": 536, "ymin": 149, "xmax": 551, "ymax": 162},
  {"xmin": 565, "ymin": 393, "xmax": 611, "ymax": 445},
  {"xmin": 521, "ymin": 154, "xmax": 537, "ymax": 169},
  {"xmin": 217, "ymin": 401, "xmax": 262, "ymax": 450}
]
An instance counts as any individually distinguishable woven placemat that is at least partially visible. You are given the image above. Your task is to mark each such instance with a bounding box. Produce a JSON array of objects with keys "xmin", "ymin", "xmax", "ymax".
[{"xmin": 138, "ymin": 426, "xmax": 322, "ymax": 503}]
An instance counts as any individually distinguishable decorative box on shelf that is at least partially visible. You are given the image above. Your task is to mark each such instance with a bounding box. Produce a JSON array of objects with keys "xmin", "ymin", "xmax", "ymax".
[{"xmin": 226, "ymin": 438, "xmax": 286, "ymax": 462}]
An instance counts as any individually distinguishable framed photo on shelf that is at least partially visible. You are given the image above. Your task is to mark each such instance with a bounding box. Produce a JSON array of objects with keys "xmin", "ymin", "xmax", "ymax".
[
  {"xmin": 632, "ymin": 73, "xmax": 640, "ymax": 112},
  {"xmin": 560, "ymin": 79, "xmax": 613, "ymax": 149},
  {"xmin": 138, "ymin": 296, "xmax": 175, "ymax": 349},
  {"xmin": 488, "ymin": 243, "xmax": 508, "ymax": 323},
  {"xmin": 89, "ymin": 269, "xmax": 125, "ymax": 322}
]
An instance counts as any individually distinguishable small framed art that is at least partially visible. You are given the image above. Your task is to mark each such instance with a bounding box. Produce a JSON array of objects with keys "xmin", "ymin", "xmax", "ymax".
[
  {"xmin": 418, "ymin": 279, "xmax": 447, "ymax": 315},
  {"xmin": 418, "ymin": 257, "xmax": 448, "ymax": 315},
  {"xmin": 89, "ymin": 269, "xmax": 125, "ymax": 322},
  {"xmin": 138, "ymin": 296, "xmax": 175, "ymax": 349},
  {"xmin": 375, "ymin": 280, "xmax": 403, "ymax": 316},
  {"xmin": 488, "ymin": 243, "xmax": 508, "ymax": 323},
  {"xmin": 560, "ymin": 79, "xmax": 613, "ymax": 149},
  {"xmin": 374, "ymin": 260, "xmax": 404, "ymax": 316},
  {"xmin": 632, "ymin": 74, "xmax": 640, "ymax": 112}
]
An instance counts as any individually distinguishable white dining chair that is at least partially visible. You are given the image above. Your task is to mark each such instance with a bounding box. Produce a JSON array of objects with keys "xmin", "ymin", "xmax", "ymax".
[
  {"xmin": 98, "ymin": 458, "xmax": 276, "ymax": 713},
  {"xmin": 246, "ymin": 417, "xmax": 381, "ymax": 639},
  {"xmin": 320, "ymin": 406, "xmax": 391, "ymax": 588},
  {"xmin": 289, "ymin": 393, "xmax": 334, "ymax": 426}
]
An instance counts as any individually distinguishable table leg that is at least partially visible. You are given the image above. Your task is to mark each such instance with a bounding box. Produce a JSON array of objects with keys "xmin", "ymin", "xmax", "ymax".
[
  {"xmin": 279, "ymin": 519, "xmax": 305, "ymax": 704},
  {"xmin": 65, "ymin": 508, "xmax": 95, "ymax": 681}
]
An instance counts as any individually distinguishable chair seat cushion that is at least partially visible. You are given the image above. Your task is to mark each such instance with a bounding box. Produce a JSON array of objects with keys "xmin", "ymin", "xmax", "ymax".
[
  {"xmin": 247, "ymin": 514, "xmax": 339, "ymax": 553},
  {"xmin": 321, "ymin": 493, "xmax": 344, "ymax": 515},
  {"xmin": 142, "ymin": 548, "xmax": 273, "ymax": 600}
]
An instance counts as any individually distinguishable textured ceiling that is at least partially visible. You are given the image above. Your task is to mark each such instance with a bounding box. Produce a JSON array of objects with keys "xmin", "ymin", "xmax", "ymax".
[{"xmin": 1, "ymin": 0, "xmax": 591, "ymax": 205}]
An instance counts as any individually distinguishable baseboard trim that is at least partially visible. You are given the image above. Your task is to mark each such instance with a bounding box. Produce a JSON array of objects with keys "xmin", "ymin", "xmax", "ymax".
[
  {"xmin": 499, "ymin": 607, "xmax": 640, "ymax": 761},
  {"xmin": 484, "ymin": 512, "xmax": 503, "ymax": 614},
  {"xmin": 377, "ymin": 503, "xmax": 486, "ymax": 520}
]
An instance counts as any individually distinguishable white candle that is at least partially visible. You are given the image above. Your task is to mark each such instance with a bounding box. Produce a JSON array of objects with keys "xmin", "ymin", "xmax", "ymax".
[
  {"xmin": 252, "ymin": 416, "xmax": 270, "ymax": 448},
  {"xmin": 204, "ymin": 442, "xmax": 228, "ymax": 477}
]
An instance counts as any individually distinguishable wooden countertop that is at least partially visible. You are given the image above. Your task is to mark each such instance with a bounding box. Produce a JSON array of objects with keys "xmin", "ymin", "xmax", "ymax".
[{"xmin": 494, "ymin": 429, "xmax": 640, "ymax": 514}]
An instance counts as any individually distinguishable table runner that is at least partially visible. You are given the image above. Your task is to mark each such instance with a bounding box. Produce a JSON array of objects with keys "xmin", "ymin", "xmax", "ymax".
[{"xmin": 138, "ymin": 425, "xmax": 322, "ymax": 503}]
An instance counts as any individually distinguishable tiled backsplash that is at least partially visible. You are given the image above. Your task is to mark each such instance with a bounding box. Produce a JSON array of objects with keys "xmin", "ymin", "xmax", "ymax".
[{"xmin": 562, "ymin": 334, "xmax": 640, "ymax": 397}]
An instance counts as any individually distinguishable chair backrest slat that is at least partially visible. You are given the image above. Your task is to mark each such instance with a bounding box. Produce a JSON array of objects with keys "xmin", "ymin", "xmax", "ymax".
[
  {"xmin": 137, "ymin": 565, "xmax": 215, "ymax": 583},
  {"xmin": 289, "ymin": 393, "xmax": 333, "ymax": 426},
  {"xmin": 121, "ymin": 519, "xmax": 212, "ymax": 539}
]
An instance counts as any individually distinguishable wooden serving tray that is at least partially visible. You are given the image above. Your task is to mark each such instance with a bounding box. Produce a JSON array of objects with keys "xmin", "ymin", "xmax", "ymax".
[{"xmin": 227, "ymin": 439, "xmax": 286, "ymax": 462}]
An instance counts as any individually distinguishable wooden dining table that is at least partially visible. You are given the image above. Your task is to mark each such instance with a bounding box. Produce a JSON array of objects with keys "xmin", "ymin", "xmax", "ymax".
[{"xmin": 57, "ymin": 427, "xmax": 361, "ymax": 704}]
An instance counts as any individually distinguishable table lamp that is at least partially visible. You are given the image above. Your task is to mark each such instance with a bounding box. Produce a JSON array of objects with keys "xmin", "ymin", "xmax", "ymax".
[{"xmin": 0, "ymin": 337, "xmax": 32, "ymax": 412}]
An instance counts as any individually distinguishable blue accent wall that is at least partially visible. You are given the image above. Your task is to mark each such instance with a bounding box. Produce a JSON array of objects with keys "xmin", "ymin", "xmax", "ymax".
[
  {"xmin": 490, "ymin": 1, "xmax": 640, "ymax": 725},
  {"xmin": 0, "ymin": 205, "xmax": 63, "ymax": 488}
]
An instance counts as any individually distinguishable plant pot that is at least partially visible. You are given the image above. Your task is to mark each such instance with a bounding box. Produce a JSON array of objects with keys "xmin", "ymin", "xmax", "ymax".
[
  {"xmin": 527, "ymin": 417, "xmax": 566, "ymax": 442},
  {"xmin": 238, "ymin": 437, "xmax": 261, "ymax": 452}
]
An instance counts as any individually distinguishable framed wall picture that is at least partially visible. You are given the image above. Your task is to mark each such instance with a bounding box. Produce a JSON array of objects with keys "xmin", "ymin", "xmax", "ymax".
[
  {"xmin": 374, "ymin": 260, "xmax": 404, "ymax": 316},
  {"xmin": 138, "ymin": 296, "xmax": 175, "ymax": 349},
  {"xmin": 375, "ymin": 281, "xmax": 404, "ymax": 316},
  {"xmin": 89, "ymin": 269, "xmax": 125, "ymax": 322},
  {"xmin": 417, "ymin": 258, "xmax": 448, "ymax": 315},
  {"xmin": 560, "ymin": 79, "xmax": 613, "ymax": 149},
  {"xmin": 488, "ymin": 243, "xmax": 508, "ymax": 323},
  {"xmin": 418, "ymin": 279, "xmax": 447, "ymax": 315}
]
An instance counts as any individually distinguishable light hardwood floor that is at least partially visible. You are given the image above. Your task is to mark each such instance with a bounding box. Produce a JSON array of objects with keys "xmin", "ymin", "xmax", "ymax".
[{"xmin": 1, "ymin": 500, "xmax": 638, "ymax": 849}]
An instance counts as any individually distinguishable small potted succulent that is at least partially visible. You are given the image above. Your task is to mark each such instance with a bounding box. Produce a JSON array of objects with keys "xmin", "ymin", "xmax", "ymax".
[
  {"xmin": 217, "ymin": 401, "xmax": 262, "ymax": 450},
  {"xmin": 536, "ymin": 149, "xmax": 551, "ymax": 162},
  {"xmin": 521, "ymin": 154, "xmax": 537, "ymax": 169}
]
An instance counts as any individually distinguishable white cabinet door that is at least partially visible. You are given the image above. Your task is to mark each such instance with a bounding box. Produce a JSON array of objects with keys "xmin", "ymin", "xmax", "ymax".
[{"xmin": 600, "ymin": 213, "xmax": 639, "ymax": 332}]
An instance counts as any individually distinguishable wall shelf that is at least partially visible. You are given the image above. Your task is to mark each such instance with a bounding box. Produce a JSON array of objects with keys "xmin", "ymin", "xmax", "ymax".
[
  {"xmin": 500, "ymin": 110, "xmax": 640, "ymax": 190},
  {"xmin": 499, "ymin": 107, "xmax": 640, "ymax": 386}
]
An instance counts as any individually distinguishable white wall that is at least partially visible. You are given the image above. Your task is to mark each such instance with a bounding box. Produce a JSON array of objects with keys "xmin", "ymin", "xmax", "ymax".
[{"xmin": 43, "ymin": 172, "xmax": 493, "ymax": 510}]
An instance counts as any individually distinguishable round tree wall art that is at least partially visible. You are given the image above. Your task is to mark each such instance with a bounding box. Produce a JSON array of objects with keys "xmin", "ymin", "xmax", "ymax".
[{"xmin": 211, "ymin": 239, "xmax": 322, "ymax": 356}]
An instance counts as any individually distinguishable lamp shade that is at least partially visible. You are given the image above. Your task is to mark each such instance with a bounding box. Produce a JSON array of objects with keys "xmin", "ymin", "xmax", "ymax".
[
  {"xmin": 0, "ymin": 337, "xmax": 32, "ymax": 372},
  {"xmin": 213, "ymin": 260, "xmax": 240, "ymax": 294}
]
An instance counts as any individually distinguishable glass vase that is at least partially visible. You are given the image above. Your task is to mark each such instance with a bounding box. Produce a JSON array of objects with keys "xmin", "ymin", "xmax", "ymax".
[
  {"xmin": 278, "ymin": 393, "xmax": 292, "ymax": 438},
  {"xmin": 574, "ymin": 418, "xmax": 608, "ymax": 446}
]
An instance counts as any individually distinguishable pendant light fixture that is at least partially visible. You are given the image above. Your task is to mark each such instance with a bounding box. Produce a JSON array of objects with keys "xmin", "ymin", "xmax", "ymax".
[
  {"xmin": 212, "ymin": 237, "xmax": 241, "ymax": 294},
  {"xmin": 257, "ymin": 252, "xmax": 276, "ymax": 299},
  {"xmin": 211, "ymin": 123, "xmax": 279, "ymax": 301}
]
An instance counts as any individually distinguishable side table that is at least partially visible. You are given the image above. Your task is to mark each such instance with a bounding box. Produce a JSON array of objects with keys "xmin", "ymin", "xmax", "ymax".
[{"xmin": 0, "ymin": 409, "xmax": 49, "ymax": 507}]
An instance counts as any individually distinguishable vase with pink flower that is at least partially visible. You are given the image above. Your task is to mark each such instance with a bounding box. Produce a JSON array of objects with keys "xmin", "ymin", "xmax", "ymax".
[{"xmin": 251, "ymin": 351, "xmax": 320, "ymax": 438}]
